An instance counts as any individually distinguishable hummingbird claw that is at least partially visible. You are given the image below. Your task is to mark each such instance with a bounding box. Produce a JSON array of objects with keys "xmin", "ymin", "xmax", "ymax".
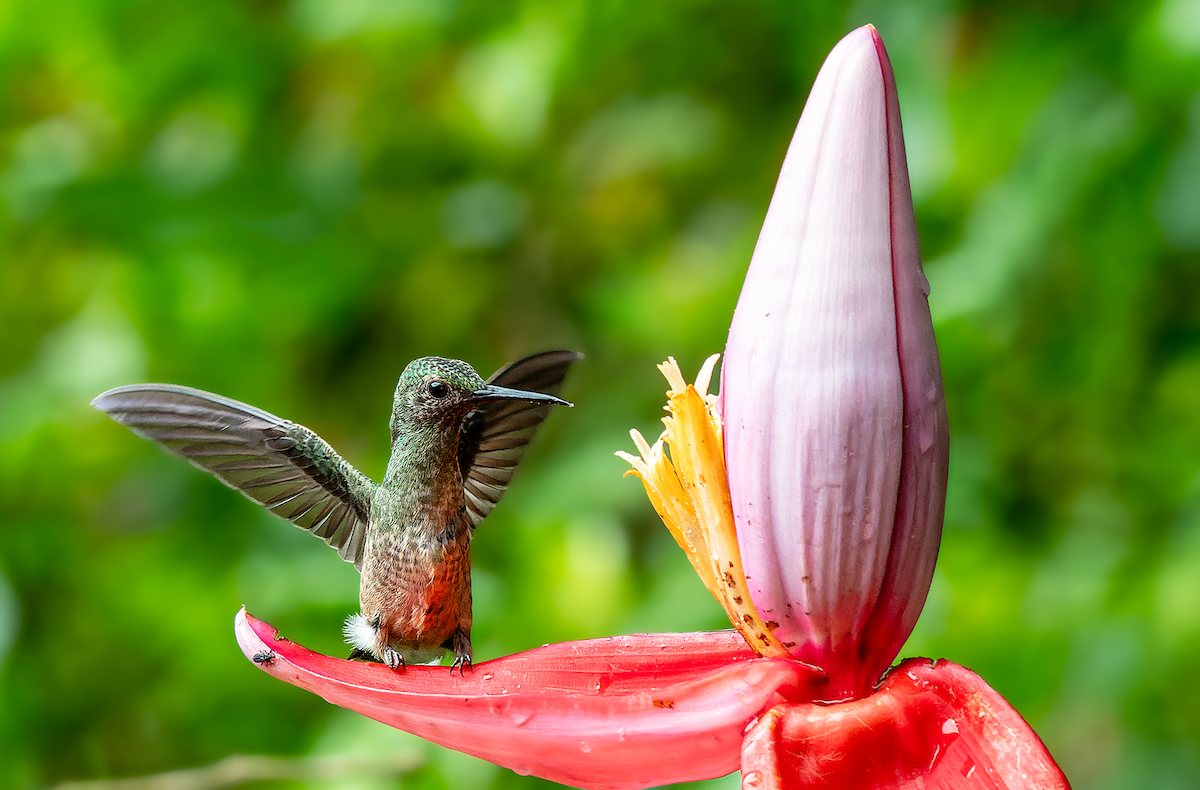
[
  {"xmin": 382, "ymin": 646, "xmax": 405, "ymax": 671},
  {"xmin": 447, "ymin": 627, "xmax": 472, "ymax": 676},
  {"xmin": 450, "ymin": 654, "xmax": 472, "ymax": 676}
]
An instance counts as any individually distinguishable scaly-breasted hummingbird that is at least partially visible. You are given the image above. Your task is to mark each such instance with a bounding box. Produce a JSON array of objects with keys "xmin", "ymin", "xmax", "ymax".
[{"xmin": 92, "ymin": 351, "xmax": 579, "ymax": 673}]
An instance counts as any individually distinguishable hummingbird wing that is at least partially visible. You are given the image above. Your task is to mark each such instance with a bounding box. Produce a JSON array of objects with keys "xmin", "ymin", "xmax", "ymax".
[
  {"xmin": 458, "ymin": 350, "xmax": 581, "ymax": 529},
  {"xmin": 92, "ymin": 384, "xmax": 376, "ymax": 569}
]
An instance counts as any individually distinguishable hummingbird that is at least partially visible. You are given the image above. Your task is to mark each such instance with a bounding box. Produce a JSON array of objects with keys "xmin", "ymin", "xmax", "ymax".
[{"xmin": 92, "ymin": 350, "xmax": 579, "ymax": 673}]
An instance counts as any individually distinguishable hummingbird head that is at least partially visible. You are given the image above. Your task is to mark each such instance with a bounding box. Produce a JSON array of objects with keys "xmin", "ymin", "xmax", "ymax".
[{"xmin": 390, "ymin": 356, "xmax": 569, "ymax": 442}]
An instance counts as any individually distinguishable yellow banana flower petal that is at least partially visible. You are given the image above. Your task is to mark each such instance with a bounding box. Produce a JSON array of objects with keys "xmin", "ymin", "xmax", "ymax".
[{"xmin": 618, "ymin": 355, "xmax": 793, "ymax": 659}]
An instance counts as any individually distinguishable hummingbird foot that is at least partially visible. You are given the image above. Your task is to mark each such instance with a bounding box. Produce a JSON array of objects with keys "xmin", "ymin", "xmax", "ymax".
[
  {"xmin": 450, "ymin": 654, "xmax": 472, "ymax": 676},
  {"xmin": 447, "ymin": 627, "xmax": 472, "ymax": 676},
  {"xmin": 344, "ymin": 612, "xmax": 406, "ymax": 669},
  {"xmin": 381, "ymin": 646, "xmax": 406, "ymax": 671}
]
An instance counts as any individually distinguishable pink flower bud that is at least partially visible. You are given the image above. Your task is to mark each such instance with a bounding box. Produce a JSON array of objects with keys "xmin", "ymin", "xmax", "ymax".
[{"xmin": 721, "ymin": 25, "xmax": 949, "ymax": 700}]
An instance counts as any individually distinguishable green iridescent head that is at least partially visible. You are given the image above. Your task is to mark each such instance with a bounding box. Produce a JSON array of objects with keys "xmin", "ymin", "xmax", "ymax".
[
  {"xmin": 391, "ymin": 356, "xmax": 487, "ymax": 433},
  {"xmin": 389, "ymin": 355, "xmax": 571, "ymax": 441}
]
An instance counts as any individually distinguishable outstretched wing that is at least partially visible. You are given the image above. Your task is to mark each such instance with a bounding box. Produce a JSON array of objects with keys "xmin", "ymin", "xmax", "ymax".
[
  {"xmin": 458, "ymin": 350, "xmax": 581, "ymax": 529},
  {"xmin": 92, "ymin": 384, "xmax": 376, "ymax": 569}
]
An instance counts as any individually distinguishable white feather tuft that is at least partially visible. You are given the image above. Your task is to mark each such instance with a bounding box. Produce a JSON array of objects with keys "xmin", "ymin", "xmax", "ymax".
[{"xmin": 343, "ymin": 613, "xmax": 378, "ymax": 654}]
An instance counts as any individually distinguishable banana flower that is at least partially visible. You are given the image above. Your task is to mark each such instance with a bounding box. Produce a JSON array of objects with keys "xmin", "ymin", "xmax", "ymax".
[{"xmin": 235, "ymin": 25, "xmax": 1070, "ymax": 790}]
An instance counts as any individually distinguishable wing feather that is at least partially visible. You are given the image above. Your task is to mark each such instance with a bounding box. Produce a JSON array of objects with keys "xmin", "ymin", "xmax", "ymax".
[
  {"xmin": 93, "ymin": 384, "xmax": 376, "ymax": 570},
  {"xmin": 457, "ymin": 350, "xmax": 581, "ymax": 529}
]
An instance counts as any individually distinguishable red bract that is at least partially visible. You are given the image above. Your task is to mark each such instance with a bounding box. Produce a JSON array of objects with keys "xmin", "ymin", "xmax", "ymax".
[
  {"xmin": 235, "ymin": 608, "xmax": 826, "ymax": 790},
  {"xmin": 741, "ymin": 659, "xmax": 1069, "ymax": 790}
]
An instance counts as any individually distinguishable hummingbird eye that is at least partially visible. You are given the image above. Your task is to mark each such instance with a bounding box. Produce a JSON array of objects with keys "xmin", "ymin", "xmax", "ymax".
[{"xmin": 428, "ymin": 380, "xmax": 450, "ymax": 399}]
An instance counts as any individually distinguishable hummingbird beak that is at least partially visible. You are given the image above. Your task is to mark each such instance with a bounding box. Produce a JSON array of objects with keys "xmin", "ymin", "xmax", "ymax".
[{"xmin": 471, "ymin": 384, "xmax": 572, "ymax": 408}]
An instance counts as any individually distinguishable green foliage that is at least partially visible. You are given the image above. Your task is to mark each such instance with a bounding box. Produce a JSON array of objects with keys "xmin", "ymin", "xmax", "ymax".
[{"xmin": 1, "ymin": 1, "xmax": 1198, "ymax": 788}]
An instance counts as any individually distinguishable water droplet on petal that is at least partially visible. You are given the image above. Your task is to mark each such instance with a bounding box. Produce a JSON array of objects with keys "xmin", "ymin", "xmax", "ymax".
[{"xmin": 580, "ymin": 741, "xmax": 592, "ymax": 754}]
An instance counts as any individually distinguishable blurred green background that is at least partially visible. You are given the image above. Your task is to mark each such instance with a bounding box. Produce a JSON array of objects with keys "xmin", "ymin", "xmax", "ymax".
[{"xmin": 1, "ymin": 0, "xmax": 1198, "ymax": 788}]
